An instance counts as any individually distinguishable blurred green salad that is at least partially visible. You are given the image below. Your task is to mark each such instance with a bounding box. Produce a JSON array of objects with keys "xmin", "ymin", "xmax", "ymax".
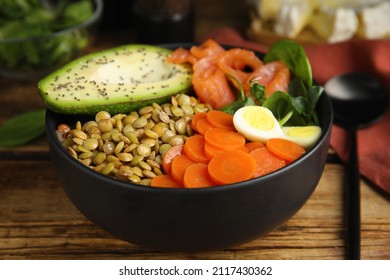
[{"xmin": 0, "ymin": 0, "xmax": 95, "ymax": 73}]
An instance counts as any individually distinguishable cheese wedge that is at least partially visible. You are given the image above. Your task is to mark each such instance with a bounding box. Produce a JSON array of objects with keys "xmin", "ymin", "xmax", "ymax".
[
  {"xmin": 309, "ymin": 8, "xmax": 358, "ymax": 43},
  {"xmin": 274, "ymin": 1, "xmax": 314, "ymax": 38},
  {"xmin": 358, "ymin": 2, "xmax": 390, "ymax": 39},
  {"xmin": 256, "ymin": 0, "xmax": 282, "ymax": 20}
]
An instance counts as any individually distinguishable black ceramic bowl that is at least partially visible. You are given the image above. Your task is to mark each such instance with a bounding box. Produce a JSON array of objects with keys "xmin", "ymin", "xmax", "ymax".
[{"xmin": 45, "ymin": 49, "xmax": 333, "ymax": 252}]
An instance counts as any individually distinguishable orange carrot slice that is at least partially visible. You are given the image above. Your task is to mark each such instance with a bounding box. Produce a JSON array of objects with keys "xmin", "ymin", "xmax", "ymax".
[
  {"xmin": 190, "ymin": 112, "xmax": 207, "ymax": 131},
  {"xmin": 183, "ymin": 134, "xmax": 209, "ymax": 164},
  {"xmin": 183, "ymin": 163, "xmax": 216, "ymax": 188},
  {"xmin": 208, "ymin": 150, "xmax": 256, "ymax": 185},
  {"xmin": 171, "ymin": 154, "xmax": 196, "ymax": 185},
  {"xmin": 250, "ymin": 148, "xmax": 286, "ymax": 177},
  {"xmin": 206, "ymin": 110, "xmax": 235, "ymax": 130},
  {"xmin": 162, "ymin": 144, "xmax": 184, "ymax": 174},
  {"xmin": 266, "ymin": 138, "xmax": 306, "ymax": 162},
  {"xmin": 151, "ymin": 175, "xmax": 182, "ymax": 188},
  {"xmin": 204, "ymin": 127, "xmax": 246, "ymax": 151},
  {"xmin": 195, "ymin": 118, "xmax": 213, "ymax": 135},
  {"xmin": 204, "ymin": 142, "xmax": 225, "ymax": 159},
  {"xmin": 245, "ymin": 141, "xmax": 265, "ymax": 152}
]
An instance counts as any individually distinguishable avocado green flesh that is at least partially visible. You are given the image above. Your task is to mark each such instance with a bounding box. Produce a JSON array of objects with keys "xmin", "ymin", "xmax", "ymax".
[{"xmin": 38, "ymin": 44, "xmax": 193, "ymax": 115}]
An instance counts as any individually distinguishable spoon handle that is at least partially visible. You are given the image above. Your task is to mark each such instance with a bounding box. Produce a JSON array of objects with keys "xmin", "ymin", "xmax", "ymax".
[{"xmin": 347, "ymin": 129, "xmax": 361, "ymax": 259}]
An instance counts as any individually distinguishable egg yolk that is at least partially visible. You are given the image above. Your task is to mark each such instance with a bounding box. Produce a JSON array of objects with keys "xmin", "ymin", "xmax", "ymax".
[
  {"xmin": 284, "ymin": 126, "xmax": 318, "ymax": 137},
  {"xmin": 243, "ymin": 107, "xmax": 274, "ymax": 130}
]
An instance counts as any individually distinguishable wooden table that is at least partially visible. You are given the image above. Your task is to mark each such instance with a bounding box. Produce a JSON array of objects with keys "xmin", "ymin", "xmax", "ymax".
[{"xmin": 1, "ymin": 0, "xmax": 389, "ymax": 260}]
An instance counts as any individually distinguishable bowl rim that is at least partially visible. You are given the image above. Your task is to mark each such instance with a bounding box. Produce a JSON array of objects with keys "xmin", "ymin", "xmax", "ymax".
[
  {"xmin": 45, "ymin": 44, "xmax": 333, "ymax": 194},
  {"xmin": 0, "ymin": 0, "xmax": 103, "ymax": 43},
  {"xmin": 46, "ymin": 94, "xmax": 333, "ymax": 194}
]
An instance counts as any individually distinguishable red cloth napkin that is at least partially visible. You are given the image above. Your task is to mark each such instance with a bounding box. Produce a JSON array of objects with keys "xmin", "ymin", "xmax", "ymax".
[{"xmin": 202, "ymin": 27, "xmax": 390, "ymax": 194}]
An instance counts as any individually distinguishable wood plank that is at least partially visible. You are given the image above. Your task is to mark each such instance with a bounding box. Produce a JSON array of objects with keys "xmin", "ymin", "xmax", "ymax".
[
  {"xmin": 1, "ymin": 160, "xmax": 389, "ymax": 260},
  {"xmin": 1, "ymin": 1, "xmax": 389, "ymax": 261}
]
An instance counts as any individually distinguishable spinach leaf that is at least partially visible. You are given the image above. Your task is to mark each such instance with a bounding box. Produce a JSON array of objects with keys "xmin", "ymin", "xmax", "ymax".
[
  {"xmin": 0, "ymin": 109, "xmax": 46, "ymax": 147},
  {"xmin": 250, "ymin": 82, "xmax": 266, "ymax": 104},
  {"xmin": 0, "ymin": 0, "xmax": 94, "ymax": 71},
  {"xmin": 220, "ymin": 40, "xmax": 322, "ymax": 127},
  {"xmin": 263, "ymin": 41, "xmax": 324, "ymax": 125},
  {"xmin": 308, "ymin": 85, "xmax": 324, "ymax": 114},
  {"xmin": 287, "ymin": 77, "xmax": 323, "ymax": 125},
  {"xmin": 262, "ymin": 91, "xmax": 309, "ymax": 126},
  {"xmin": 262, "ymin": 91, "xmax": 293, "ymax": 124},
  {"xmin": 264, "ymin": 40, "xmax": 313, "ymax": 89},
  {"xmin": 221, "ymin": 96, "xmax": 256, "ymax": 115},
  {"xmin": 221, "ymin": 74, "xmax": 257, "ymax": 114}
]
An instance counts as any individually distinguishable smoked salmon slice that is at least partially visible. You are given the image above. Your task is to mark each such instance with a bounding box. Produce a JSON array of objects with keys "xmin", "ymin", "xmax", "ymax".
[
  {"xmin": 245, "ymin": 61, "xmax": 290, "ymax": 97},
  {"xmin": 167, "ymin": 40, "xmax": 291, "ymax": 109},
  {"xmin": 217, "ymin": 48, "xmax": 263, "ymax": 84},
  {"xmin": 167, "ymin": 47, "xmax": 196, "ymax": 65},
  {"xmin": 192, "ymin": 56, "xmax": 236, "ymax": 109},
  {"xmin": 190, "ymin": 39, "xmax": 225, "ymax": 60}
]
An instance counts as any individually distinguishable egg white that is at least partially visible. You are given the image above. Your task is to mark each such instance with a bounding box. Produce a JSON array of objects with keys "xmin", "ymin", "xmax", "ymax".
[
  {"xmin": 233, "ymin": 106, "xmax": 285, "ymax": 143},
  {"xmin": 282, "ymin": 126, "xmax": 322, "ymax": 149}
]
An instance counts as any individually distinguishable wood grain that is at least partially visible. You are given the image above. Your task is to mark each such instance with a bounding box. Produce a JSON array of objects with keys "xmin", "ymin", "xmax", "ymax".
[
  {"xmin": 1, "ymin": 160, "xmax": 389, "ymax": 260},
  {"xmin": 0, "ymin": 0, "xmax": 389, "ymax": 261}
]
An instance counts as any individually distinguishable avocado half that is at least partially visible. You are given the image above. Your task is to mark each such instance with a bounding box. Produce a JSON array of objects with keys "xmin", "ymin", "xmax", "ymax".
[{"xmin": 38, "ymin": 44, "xmax": 193, "ymax": 115}]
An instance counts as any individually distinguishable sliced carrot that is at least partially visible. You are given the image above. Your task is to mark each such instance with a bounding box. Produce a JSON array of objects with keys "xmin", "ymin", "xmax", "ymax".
[
  {"xmin": 190, "ymin": 112, "xmax": 207, "ymax": 131},
  {"xmin": 171, "ymin": 154, "xmax": 195, "ymax": 185},
  {"xmin": 250, "ymin": 148, "xmax": 286, "ymax": 177},
  {"xmin": 266, "ymin": 138, "xmax": 306, "ymax": 162},
  {"xmin": 204, "ymin": 127, "xmax": 246, "ymax": 151},
  {"xmin": 205, "ymin": 141, "xmax": 248, "ymax": 159},
  {"xmin": 245, "ymin": 141, "xmax": 265, "ymax": 152},
  {"xmin": 183, "ymin": 134, "xmax": 209, "ymax": 164},
  {"xmin": 183, "ymin": 163, "xmax": 216, "ymax": 188},
  {"xmin": 208, "ymin": 150, "xmax": 256, "ymax": 185},
  {"xmin": 204, "ymin": 142, "xmax": 225, "ymax": 159},
  {"xmin": 151, "ymin": 174, "xmax": 182, "ymax": 188},
  {"xmin": 240, "ymin": 145, "xmax": 250, "ymax": 153},
  {"xmin": 195, "ymin": 118, "xmax": 213, "ymax": 135},
  {"xmin": 206, "ymin": 110, "xmax": 235, "ymax": 130},
  {"xmin": 162, "ymin": 144, "xmax": 184, "ymax": 174}
]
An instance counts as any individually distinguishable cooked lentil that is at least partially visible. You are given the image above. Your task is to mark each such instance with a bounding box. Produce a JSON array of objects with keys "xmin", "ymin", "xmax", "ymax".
[{"xmin": 57, "ymin": 94, "xmax": 211, "ymax": 186}]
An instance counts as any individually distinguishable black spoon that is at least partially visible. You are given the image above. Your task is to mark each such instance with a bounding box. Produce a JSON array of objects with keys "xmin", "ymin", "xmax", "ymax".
[{"xmin": 325, "ymin": 72, "xmax": 388, "ymax": 260}]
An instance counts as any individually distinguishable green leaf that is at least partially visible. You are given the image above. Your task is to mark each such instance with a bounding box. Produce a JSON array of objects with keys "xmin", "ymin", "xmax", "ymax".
[
  {"xmin": 221, "ymin": 97, "xmax": 256, "ymax": 115},
  {"xmin": 264, "ymin": 40, "xmax": 312, "ymax": 89},
  {"xmin": 307, "ymin": 85, "xmax": 323, "ymax": 112},
  {"xmin": 262, "ymin": 91, "xmax": 307, "ymax": 126},
  {"xmin": 288, "ymin": 77, "xmax": 307, "ymax": 98},
  {"xmin": 226, "ymin": 73, "xmax": 245, "ymax": 101},
  {"xmin": 244, "ymin": 96, "xmax": 256, "ymax": 107},
  {"xmin": 279, "ymin": 111, "xmax": 293, "ymax": 126},
  {"xmin": 250, "ymin": 82, "xmax": 266, "ymax": 104},
  {"xmin": 0, "ymin": 109, "xmax": 46, "ymax": 147},
  {"xmin": 0, "ymin": 0, "xmax": 93, "ymax": 69},
  {"xmin": 291, "ymin": 96, "xmax": 311, "ymax": 117},
  {"xmin": 262, "ymin": 91, "xmax": 292, "ymax": 120}
]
